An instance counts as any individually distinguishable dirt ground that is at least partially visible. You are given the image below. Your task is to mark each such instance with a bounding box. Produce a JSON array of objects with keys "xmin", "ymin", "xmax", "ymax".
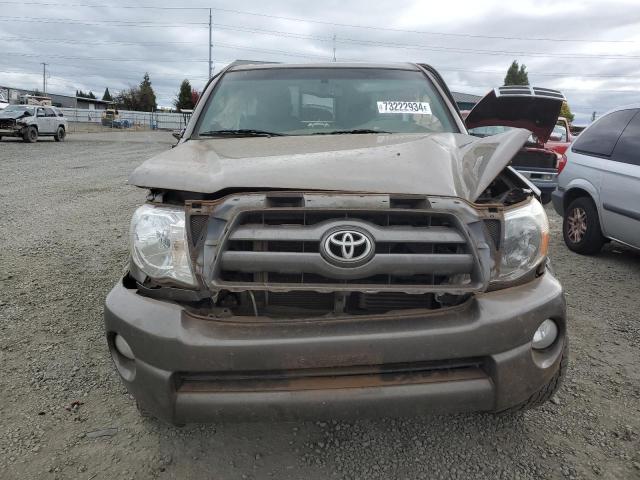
[{"xmin": 1, "ymin": 132, "xmax": 638, "ymax": 480}]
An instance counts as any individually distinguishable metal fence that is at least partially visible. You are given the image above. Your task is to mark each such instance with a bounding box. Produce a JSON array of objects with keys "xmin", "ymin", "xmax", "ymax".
[{"xmin": 59, "ymin": 108, "xmax": 191, "ymax": 130}]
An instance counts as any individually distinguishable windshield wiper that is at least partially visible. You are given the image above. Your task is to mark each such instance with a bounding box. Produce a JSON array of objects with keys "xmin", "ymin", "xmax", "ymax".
[
  {"xmin": 198, "ymin": 129, "xmax": 284, "ymax": 138},
  {"xmin": 309, "ymin": 129, "xmax": 391, "ymax": 135}
]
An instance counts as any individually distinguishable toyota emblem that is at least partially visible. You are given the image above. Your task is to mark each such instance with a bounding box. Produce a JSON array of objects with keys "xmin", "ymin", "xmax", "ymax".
[{"xmin": 321, "ymin": 228, "xmax": 374, "ymax": 266}]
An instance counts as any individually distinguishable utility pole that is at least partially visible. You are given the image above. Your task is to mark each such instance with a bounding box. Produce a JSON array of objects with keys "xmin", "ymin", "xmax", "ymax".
[
  {"xmin": 41, "ymin": 62, "xmax": 48, "ymax": 93},
  {"xmin": 332, "ymin": 34, "xmax": 336, "ymax": 62},
  {"xmin": 208, "ymin": 8, "xmax": 213, "ymax": 78}
]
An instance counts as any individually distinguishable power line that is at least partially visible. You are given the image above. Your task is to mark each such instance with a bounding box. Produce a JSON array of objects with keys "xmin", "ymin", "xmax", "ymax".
[
  {"xmin": 0, "ymin": 2, "xmax": 635, "ymax": 44},
  {"xmin": 4, "ymin": 27, "xmax": 639, "ymax": 62},
  {"xmin": 206, "ymin": 23, "xmax": 640, "ymax": 61},
  {"xmin": 0, "ymin": 52, "xmax": 208, "ymax": 62},
  {"xmin": 0, "ymin": 15, "xmax": 208, "ymax": 27},
  {"xmin": 0, "ymin": 1, "xmax": 208, "ymax": 9},
  {"xmin": 0, "ymin": 35, "xmax": 201, "ymax": 46}
]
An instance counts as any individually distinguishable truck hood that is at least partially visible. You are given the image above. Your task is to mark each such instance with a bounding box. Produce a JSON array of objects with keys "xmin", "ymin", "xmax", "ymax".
[
  {"xmin": 129, "ymin": 130, "xmax": 531, "ymax": 202},
  {"xmin": 465, "ymin": 86, "xmax": 564, "ymax": 144},
  {"xmin": 0, "ymin": 110, "xmax": 30, "ymax": 120}
]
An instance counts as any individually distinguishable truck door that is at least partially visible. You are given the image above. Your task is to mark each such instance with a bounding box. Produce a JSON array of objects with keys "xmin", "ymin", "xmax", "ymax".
[
  {"xmin": 45, "ymin": 107, "xmax": 58, "ymax": 133},
  {"xmin": 35, "ymin": 107, "xmax": 51, "ymax": 133}
]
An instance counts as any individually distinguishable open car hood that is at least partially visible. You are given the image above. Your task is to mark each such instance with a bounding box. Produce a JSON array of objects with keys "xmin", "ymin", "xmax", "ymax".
[
  {"xmin": 465, "ymin": 86, "xmax": 565, "ymax": 144},
  {"xmin": 129, "ymin": 130, "xmax": 531, "ymax": 203}
]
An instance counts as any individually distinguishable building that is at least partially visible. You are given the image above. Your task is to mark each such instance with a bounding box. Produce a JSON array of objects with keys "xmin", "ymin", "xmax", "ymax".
[
  {"xmin": 0, "ymin": 86, "xmax": 108, "ymax": 110},
  {"xmin": 451, "ymin": 91, "xmax": 483, "ymax": 111}
]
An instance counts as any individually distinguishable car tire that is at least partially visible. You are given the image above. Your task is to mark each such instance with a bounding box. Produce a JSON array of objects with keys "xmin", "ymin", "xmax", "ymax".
[
  {"xmin": 563, "ymin": 197, "xmax": 605, "ymax": 254},
  {"xmin": 54, "ymin": 126, "xmax": 66, "ymax": 142},
  {"xmin": 496, "ymin": 338, "xmax": 569, "ymax": 414},
  {"xmin": 23, "ymin": 126, "xmax": 38, "ymax": 143}
]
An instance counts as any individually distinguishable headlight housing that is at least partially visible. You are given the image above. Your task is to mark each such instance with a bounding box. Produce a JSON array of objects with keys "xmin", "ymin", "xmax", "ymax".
[
  {"xmin": 129, "ymin": 204, "xmax": 196, "ymax": 287},
  {"xmin": 497, "ymin": 199, "xmax": 549, "ymax": 282}
]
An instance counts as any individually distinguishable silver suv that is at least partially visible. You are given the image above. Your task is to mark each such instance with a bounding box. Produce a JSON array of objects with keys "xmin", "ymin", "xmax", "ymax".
[
  {"xmin": 0, "ymin": 105, "xmax": 68, "ymax": 143},
  {"xmin": 552, "ymin": 105, "xmax": 640, "ymax": 254}
]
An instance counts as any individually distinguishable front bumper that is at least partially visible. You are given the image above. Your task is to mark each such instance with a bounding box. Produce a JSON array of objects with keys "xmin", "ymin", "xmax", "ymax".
[
  {"xmin": 0, "ymin": 128, "xmax": 22, "ymax": 137},
  {"xmin": 515, "ymin": 168, "xmax": 558, "ymax": 194},
  {"xmin": 104, "ymin": 272, "xmax": 566, "ymax": 424}
]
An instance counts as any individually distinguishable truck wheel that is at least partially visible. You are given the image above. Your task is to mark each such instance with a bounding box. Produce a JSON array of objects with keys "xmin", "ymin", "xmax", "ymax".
[
  {"xmin": 54, "ymin": 126, "xmax": 66, "ymax": 142},
  {"xmin": 496, "ymin": 339, "xmax": 569, "ymax": 414},
  {"xmin": 563, "ymin": 197, "xmax": 605, "ymax": 254},
  {"xmin": 23, "ymin": 126, "xmax": 38, "ymax": 143}
]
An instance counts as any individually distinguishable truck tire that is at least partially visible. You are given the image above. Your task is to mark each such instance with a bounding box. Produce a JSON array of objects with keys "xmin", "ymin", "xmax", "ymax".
[
  {"xmin": 23, "ymin": 126, "xmax": 38, "ymax": 143},
  {"xmin": 540, "ymin": 192, "xmax": 552, "ymax": 205},
  {"xmin": 497, "ymin": 339, "xmax": 569, "ymax": 414},
  {"xmin": 54, "ymin": 126, "xmax": 66, "ymax": 142},
  {"xmin": 563, "ymin": 197, "xmax": 605, "ymax": 254}
]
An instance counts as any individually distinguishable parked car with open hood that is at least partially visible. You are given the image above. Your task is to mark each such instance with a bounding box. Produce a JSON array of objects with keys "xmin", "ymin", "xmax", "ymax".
[
  {"xmin": 465, "ymin": 86, "xmax": 566, "ymax": 204},
  {"xmin": 553, "ymin": 105, "xmax": 640, "ymax": 254},
  {"xmin": 105, "ymin": 62, "xmax": 567, "ymax": 424},
  {"xmin": 0, "ymin": 104, "xmax": 67, "ymax": 142}
]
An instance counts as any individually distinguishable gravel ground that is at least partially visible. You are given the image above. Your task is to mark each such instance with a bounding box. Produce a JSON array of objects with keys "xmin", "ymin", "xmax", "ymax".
[{"xmin": 0, "ymin": 131, "xmax": 639, "ymax": 480}]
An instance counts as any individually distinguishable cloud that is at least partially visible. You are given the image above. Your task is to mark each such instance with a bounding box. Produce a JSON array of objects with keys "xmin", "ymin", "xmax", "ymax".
[{"xmin": 0, "ymin": 0, "xmax": 638, "ymax": 122}]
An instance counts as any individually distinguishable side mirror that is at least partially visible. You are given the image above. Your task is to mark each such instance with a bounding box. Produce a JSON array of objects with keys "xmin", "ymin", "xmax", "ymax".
[
  {"xmin": 550, "ymin": 133, "xmax": 563, "ymax": 141},
  {"xmin": 172, "ymin": 128, "xmax": 185, "ymax": 140}
]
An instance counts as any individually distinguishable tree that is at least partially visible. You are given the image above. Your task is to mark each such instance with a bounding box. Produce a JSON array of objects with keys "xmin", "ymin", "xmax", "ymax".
[
  {"xmin": 102, "ymin": 88, "xmax": 113, "ymax": 102},
  {"xmin": 559, "ymin": 101, "xmax": 575, "ymax": 123},
  {"xmin": 174, "ymin": 79, "xmax": 194, "ymax": 110},
  {"xmin": 191, "ymin": 89, "xmax": 201, "ymax": 107},
  {"xmin": 114, "ymin": 87, "xmax": 140, "ymax": 111},
  {"xmin": 113, "ymin": 74, "xmax": 158, "ymax": 112},
  {"xmin": 503, "ymin": 60, "xmax": 530, "ymax": 86},
  {"xmin": 76, "ymin": 89, "xmax": 96, "ymax": 99},
  {"xmin": 137, "ymin": 72, "xmax": 157, "ymax": 112}
]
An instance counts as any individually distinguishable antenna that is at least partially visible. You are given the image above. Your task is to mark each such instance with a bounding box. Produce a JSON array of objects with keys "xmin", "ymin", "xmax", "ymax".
[
  {"xmin": 41, "ymin": 62, "xmax": 48, "ymax": 93},
  {"xmin": 332, "ymin": 34, "xmax": 336, "ymax": 62}
]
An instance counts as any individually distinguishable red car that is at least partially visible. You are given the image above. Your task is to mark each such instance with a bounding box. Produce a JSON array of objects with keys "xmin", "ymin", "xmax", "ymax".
[{"xmin": 545, "ymin": 117, "xmax": 573, "ymax": 155}]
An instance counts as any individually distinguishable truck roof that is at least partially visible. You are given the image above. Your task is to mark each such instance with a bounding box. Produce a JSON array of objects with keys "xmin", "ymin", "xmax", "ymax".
[{"xmin": 226, "ymin": 62, "xmax": 422, "ymax": 72}]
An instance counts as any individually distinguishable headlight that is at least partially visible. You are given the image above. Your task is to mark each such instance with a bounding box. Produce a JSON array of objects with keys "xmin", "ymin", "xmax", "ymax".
[
  {"xmin": 497, "ymin": 199, "xmax": 549, "ymax": 282},
  {"xmin": 129, "ymin": 204, "xmax": 196, "ymax": 287}
]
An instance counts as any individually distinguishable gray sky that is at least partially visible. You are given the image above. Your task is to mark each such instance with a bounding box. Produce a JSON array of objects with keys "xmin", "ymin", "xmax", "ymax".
[{"xmin": 1, "ymin": 0, "xmax": 639, "ymax": 124}]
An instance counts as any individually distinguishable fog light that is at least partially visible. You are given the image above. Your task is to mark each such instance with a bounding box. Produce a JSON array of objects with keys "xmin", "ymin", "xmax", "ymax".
[
  {"xmin": 532, "ymin": 319, "xmax": 558, "ymax": 350},
  {"xmin": 114, "ymin": 334, "xmax": 135, "ymax": 360}
]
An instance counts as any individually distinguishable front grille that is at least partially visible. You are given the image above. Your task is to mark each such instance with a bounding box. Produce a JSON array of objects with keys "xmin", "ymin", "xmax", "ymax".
[
  {"xmin": 212, "ymin": 209, "xmax": 483, "ymax": 294},
  {"xmin": 0, "ymin": 119, "xmax": 16, "ymax": 129}
]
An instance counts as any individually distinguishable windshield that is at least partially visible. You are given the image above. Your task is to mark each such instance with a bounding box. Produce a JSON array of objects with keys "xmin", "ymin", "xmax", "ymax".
[{"xmin": 195, "ymin": 68, "xmax": 457, "ymax": 137}]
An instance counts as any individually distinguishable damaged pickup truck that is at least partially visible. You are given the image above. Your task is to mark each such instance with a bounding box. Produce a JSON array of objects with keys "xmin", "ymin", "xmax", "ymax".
[{"xmin": 104, "ymin": 62, "xmax": 567, "ymax": 424}]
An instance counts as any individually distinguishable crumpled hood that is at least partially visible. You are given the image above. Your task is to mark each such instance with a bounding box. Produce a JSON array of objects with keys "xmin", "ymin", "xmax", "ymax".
[
  {"xmin": 129, "ymin": 130, "xmax": 531, "ymax": 202},
  {"xmin": 0, "ymin": 110, "xmax": 29, "ymax": 120}
]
